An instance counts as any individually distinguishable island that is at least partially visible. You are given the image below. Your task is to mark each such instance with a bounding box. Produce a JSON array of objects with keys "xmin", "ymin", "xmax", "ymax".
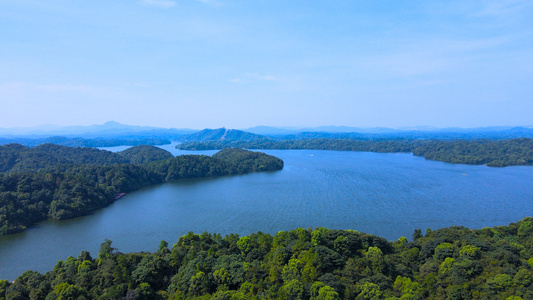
[{"xmin": 177, "ymin": 129, "xmax": 533, "ymax": 167}]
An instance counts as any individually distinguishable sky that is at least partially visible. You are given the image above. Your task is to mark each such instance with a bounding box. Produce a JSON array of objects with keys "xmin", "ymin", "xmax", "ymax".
[{"xmin": 0, "ymin": 0, "xmax": 532, "ymax": 129}]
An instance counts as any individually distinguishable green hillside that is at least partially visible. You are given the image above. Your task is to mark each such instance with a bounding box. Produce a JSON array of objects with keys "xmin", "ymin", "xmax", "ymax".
[{"xmin": 2, "ymin": 218, "xmax": 532, "ymax": 299}]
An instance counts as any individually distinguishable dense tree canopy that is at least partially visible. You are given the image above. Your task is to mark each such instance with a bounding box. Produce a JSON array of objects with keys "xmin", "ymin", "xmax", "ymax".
[
  {"xmin": 183, "ymin": 128, "xmax": 269, "ymax": 143},
  {"xmin": 411, "ymin": 138, "xmax": 533, "ymax": 167},
  {"xmin": 213, "ymin": 148, "xmax": 285, "ymax": 173},
  {"xmin": 119, "ymin": 145, "xmax": 174, "ymax": 165},
  {"xmin": 2, "ymin": 218, "xmax": 532, "ymax": 299},
  {"xmin": 177, "ymin": 138, "xmax": 533, "ymax": 167},
  {"xmin": 0, "ymin": 136, "xmax": 171, "ymax": 147},
  {"xmin": 0, "ymin": 145, "xmax": 283, "ymax": 234},
  {"xmin": 0, "ymin": 143, "xmax": 130, "ymax": 173}
]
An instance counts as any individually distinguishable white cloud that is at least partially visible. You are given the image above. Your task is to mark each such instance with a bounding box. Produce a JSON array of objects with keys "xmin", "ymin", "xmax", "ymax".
[{"xmin": 141, "ymin": 0, "xmax": 176, "ymax": 8}]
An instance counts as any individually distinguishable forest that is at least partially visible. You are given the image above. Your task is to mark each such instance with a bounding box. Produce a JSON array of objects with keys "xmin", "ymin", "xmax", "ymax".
[
  {"xmin": 0, "ymin": 137, "xmax": 171, "ymax": 148},
  {"xmin": 1, "ymin": 217, "xmax": 532, "ymax": 299},
  {"xmin": 177, "ymin": 138, "xmax": 533, "ymax": 167},
  {"xmin": 0, "ymin": 145, "xmax": 283, "ymax": 235}
]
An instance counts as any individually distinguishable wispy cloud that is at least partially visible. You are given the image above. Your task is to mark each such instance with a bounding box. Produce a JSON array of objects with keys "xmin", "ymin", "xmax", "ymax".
[
  {"xmin": 246, "ymin": 73, "xmax": 278, "ymax": 81},
  {"xmin": 141, "ymin": 0, "xmax": 176, "ymax": 8}
]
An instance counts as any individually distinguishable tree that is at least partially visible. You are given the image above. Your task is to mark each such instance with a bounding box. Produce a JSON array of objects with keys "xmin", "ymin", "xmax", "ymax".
[
  {"xmin": 356, "ymin": 282, "xmax": 383, "ymax": 300},
  {"xmin": 279, "ymin": 279, "xmax": 304, "ymax": 300},
  {"xmin": 98, "ymin": 239, "xmax": 115, "ymax": 260},
  {"xmin": 413, "ymin": 229, "xmax": 423, "ymax": 241}
]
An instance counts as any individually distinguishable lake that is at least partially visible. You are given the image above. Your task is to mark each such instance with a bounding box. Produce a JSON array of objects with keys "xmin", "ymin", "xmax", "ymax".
[{"xmin": 1, "ymin": 145, "xmax": 532, "ymax": 280}]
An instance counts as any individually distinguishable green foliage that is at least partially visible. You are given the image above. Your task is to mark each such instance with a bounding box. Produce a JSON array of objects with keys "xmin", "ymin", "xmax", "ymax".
[
  {"xmin": 433, "ymin": 243, "xmax": 454, "ymax": 261},
  {"xmin": 459, "ymin": 245, "xmax": 481, "ymax": 259},
  {"xmin": 0, "ymin": 164, "xmax": 158, "ymax": 233},
  {"xmin": 412, "ymin": 229, "xmax": 423, "ymax": 241},
  {"xmin": 394, "ymin": 275, "xmax": 421, "ymax": 298},
  {"xmin": 0, "ymin": 143, "xmax": 130, "ymax": 172},
  {"xmin": 2, "ymin": 218, "xmax": 533, "ymax": 299},
  {"xmin": 0, "ymin": 145, "xmax": 283, "ymax": 235},
  {"xmin": 278, "ymin": 279, "xmax": 304, "ymax": 300},
  {"xmin": 314, "ymin": 286, "xmax": 340, "ymax": 300},
  {"xmin": 356, "ymin": 282, "xmax": 383, "ymax": 299},
  {"xmin": 98, "ymin": 239, "xmax": 115, "ymax": 260},
  {"xmin": 0, "ymin": 136, "xmax": 171, "ymax": 148},
  {"xmin": 178, "ymin": 138, "xmax": 533, "ymax": 167},
  {"xmin": 0, "ymin": 280, "xmax": 10, "ymax": 300},
  {"xmin": 145, "ymin": 148, "xmax": 283, "ymax": 181},
  {"xmin": 518, "ymin": 220, "xmax": 532, "ymax": 238},
  {"xmin": 213, "ymin": 148, "xmax": 284, "ymax": 173},
  {"xmin": 53, "ymin": 282, "xmax": 86, "ymax": 299},
  {"xmin": 119, "ymin": 145, "xmax": 174, "ymax": 165},
  {"xmin": 237, "ymin": 236, "xmax": 253, "ymax": 256},
  {"xmin": 183, "ymin": 128, "xmax": 269, "ymax": 143}
]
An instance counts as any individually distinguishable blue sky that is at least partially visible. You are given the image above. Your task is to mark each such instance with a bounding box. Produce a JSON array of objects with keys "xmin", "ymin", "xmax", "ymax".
[{"xmin": 1, "ymin": 0, "xmax": 532, "ymax": 129}]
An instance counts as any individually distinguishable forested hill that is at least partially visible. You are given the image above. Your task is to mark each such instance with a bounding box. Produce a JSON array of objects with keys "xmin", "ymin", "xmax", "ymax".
[
  {"xmin": 0, "ymin": 143, "xmax": 130, "ymax": 173},
  {"xmin": 0, "ymin": 146, "xmax": 284, "ymax": 234},
  {"xmin": 0, "ymin": 136, "xmax": 171, "ymax": 147},
  {"xmin": 118, "ymin": 145, "xmax": 174, "ymax": 165},
  {"xmin": 144, "ymin": 148, "xmax": 284, "ymax": 182},
  {"xmin": 178, "ymin": 138, "xmax": 533, "ymax": 167},
  {"xmin": 2, "ymin": 217, "xmax": 532, "ymax": 299},
  {"xmin": 183, "ymin": 128, "xmax": 270, "ymax": 143},
  {"xmin": 0, "ymin": 144, "xmax": 183, "ymax": 173}
]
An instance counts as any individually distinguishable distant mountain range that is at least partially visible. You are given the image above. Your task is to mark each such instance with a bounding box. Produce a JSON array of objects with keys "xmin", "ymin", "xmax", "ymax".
[
  {"xmin": 1, "ymin": 122, "xmax": 533, "ymax": 147},
  {"xmin": 244, "ymin": 125, "xmax": 533, "ymax": 135},
  {"xmin": 173, "ymin": 127, "xmax": 533, "ymax": 145},
  {"xmin": 0, "ymin": 121, "xmax": 197, "ymax": 139},
  {"xmin": 244, "ymin": 125, "xmax": 399, "ymax": 135}
]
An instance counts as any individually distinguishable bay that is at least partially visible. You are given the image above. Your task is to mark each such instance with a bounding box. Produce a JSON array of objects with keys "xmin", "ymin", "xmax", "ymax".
[{"xmin": 1, "ymin": 146, "xmax": 532, "ymax": 280}]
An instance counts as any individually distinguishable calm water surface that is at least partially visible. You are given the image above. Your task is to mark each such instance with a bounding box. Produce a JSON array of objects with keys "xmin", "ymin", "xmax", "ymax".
[{"xmin": 1, "ymin": 146, "xmax": 532, "ymax": 280}]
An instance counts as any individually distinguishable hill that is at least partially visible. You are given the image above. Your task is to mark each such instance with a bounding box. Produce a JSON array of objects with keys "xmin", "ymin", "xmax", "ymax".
[
  {"xmin": 178, "ymin": 138, "xmax": 533, "ymax": 167},
  {"xmin": 0, "ymin": 121, "xmax": 196, "ymax": 141},
  {"xmin": 184, "ymin": 128, "xmax": 271, "ymax": 143},
  {"xmin": 0, "ymin": 145, "xmax": 284, "ymax": 234},
  {"xmin": 0, "ymin": 136, "xmax": 172, "ymax": 147},
  {"xmin": 0, "ymin": 143, "xmax": 130, "ymax": 173},
  {"xmin": 118, "ymin": 145, "xmax": 174, "ymax": 165},
  {"xmin": 244, "ymin": 126, "xmax": 533, "ymax": 140},
  {"xmin": 2, "ymin": 217, "xmax": 532, "ymax": 299}
]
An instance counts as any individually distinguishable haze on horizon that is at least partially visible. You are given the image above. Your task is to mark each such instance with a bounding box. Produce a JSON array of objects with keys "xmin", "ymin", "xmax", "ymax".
[{"xmin": 1, "ymin": 0, "xmax": 532, "ymax": 130}]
